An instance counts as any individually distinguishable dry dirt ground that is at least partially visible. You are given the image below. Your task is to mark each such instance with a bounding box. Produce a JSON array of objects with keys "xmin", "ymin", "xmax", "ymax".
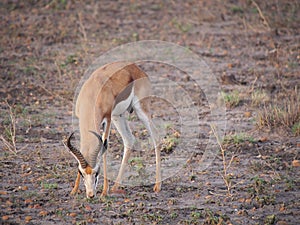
[{"xmin": 0, "ymin": 1, "xmax": 299, "ymax": 224}]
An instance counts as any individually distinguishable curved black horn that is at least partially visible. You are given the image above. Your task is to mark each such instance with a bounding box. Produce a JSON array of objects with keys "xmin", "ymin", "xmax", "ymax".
[
  {"xmin": 67, "ymin": 132, "xmax": 88, "ymax": 169},
  {"xmin": 89, "ymin": 131, "xmax": 105, "ymax": 167}
]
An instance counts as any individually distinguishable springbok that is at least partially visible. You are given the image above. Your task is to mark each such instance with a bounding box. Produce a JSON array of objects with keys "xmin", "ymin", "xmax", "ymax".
[{"xmin": 66, "ymin": 61, "xmax": 161, "ymax": 198}]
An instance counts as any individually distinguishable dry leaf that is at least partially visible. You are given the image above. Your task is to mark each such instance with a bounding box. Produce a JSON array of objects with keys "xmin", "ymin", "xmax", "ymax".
[
  {"xmin": 173, "ymin": 131, "xmax": 180, "ymax": 138},
  {"xmin": 244, "ymin": 111, "xmax": 252, "ymax": 117},
  {"xmin": 22, "ymin": 186, "xmax": 28, "ymax": 191},
  {"xmin": 238, "ymin": 198, "xmax": 245, "ymax": 203},
  {"xmin": 25, "ymin": 216, "xmax": 32, "ymax": 222},
  {"xmin": 87, "ymin": 218, "xmax": 95, "ymax": 223},
  {"xmin": 279, "ymin": 204, "xmax": 285, "ymax": 212},
  {"xmin": 111, "ymin": 189, "xmax": 126, "ymax": 195},
  {"xmin": 124, "ymin": 198, "xmax": 131, "ymax": 203},
  {"xmin": 205, "ymin": 195, "xmax": 212, "ymax": 199},
  {"xmin": 237, "ymin": 210, "xmax": 244, "ymax": 215},
  {"xmin": 259, "ymin": 137, "xmax": 268, "ymax": 142},
  {"xmin": 39, "ymin": 211, "xmax": 48, "ymax": 216},
  {"xmin": 276, "ymin": 221, "xmax": 288, "ymax": 225},
  {"xmin": 69, "ymin": 212, "xmax": 77, "ymax": 217},
  {"xmin": 85, "ymin": 205, "xmax": 92, "ymax": 211},
  {"xmin": 25, "ymin": 199, "xmax": 33, "ymax": 204},
  {"xmin": 245, "ymin": 198, "xmax": 252, "ymax": 204},
  {"xmin": 2, "ymin": 215, "xmax": 9, "ymax": 221},
  {"xmin": 0, "ymin": 191, "xmax": 7, "ymax": 195},
  {"xmin": 6, "ymin": 200, "xmax": 13, "ymax": 206},
  {"xmin": 194, "ymin": 194, "xmax": 201, "ymax": 198},
  {"xmin": 205, "ymin": 182, "xmax": 211, "ymax": 186},
  {"xmin": 292, "ymin": 160, "xmax": 300, "ymax": 167},
  {"xmin": 33, "ymin": 204, "xmax": 41, "ymax": 209}
]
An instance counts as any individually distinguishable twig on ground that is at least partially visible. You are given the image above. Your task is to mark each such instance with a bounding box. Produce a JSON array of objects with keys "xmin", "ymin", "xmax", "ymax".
[
  {"xmin": 251, "ymin": 0, "xmax": 271, "ymax": 30},
  {"xmin": 0, "ymin": 135, "xmax": 17, "ymax": 155},
  {"xmin": 55, "ymin": 60, "xmax": 62, "ymax": 78},
  {"xmin": 78, "ymin": 12, "xmax": 88, "ymax": 42},
  {"xmin": 210, "ymin": 124, "xmax": 233, "ymax": 196},
  {"xmin": 248, "ymin": 75, "xmax": 258, "ymax": 93}
]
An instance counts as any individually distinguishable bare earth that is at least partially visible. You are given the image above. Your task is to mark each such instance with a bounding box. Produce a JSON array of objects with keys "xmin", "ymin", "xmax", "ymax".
[{"xmin": 0, "ymin": 1, "xmax": 299, "ymax": 224}]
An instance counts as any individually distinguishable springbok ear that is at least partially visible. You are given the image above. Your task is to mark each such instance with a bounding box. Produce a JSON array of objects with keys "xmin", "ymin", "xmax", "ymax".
[{"xmin": 89, "ymin": 131, "xmax": 103, "ymax": 142}]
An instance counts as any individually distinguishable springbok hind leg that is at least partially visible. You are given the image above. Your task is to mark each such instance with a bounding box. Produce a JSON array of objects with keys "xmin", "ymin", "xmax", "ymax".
[{"xmin": 134, "ymin": 102, "xmax": 161, "ymax": 192}]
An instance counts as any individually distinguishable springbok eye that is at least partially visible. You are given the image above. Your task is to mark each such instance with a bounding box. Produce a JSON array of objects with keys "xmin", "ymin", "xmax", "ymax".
[{"xmin": 78, "ymin": 169, "xmax": 83, "ymax": 177}]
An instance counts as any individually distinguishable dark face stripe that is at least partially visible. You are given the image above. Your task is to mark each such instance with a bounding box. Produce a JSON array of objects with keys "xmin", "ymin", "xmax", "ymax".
[{"xmin": 95, "ymin": 174, "xmax": 98, "ymax": 185}]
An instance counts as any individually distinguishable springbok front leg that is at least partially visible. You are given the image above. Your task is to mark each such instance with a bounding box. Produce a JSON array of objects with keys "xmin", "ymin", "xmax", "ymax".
[
  {"xmin": 70, "ymin": 171, "xmax": 81, "ymax": 195},
  {"xmin": 101, "ymin": 152, "xmax": 108, "ymax": 197},
  {"xmin": 100, "ymin": 119, "xmax": 111, "ymax": 197},
  {"xmin": 111, "ymin": 114, "xmax": 135, "ymax": 192}
]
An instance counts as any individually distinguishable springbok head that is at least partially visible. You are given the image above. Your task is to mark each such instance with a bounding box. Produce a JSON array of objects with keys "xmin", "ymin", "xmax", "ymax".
[{"xmin": 66, "ymin": 131, "xmax": 106, "ymax": 198}]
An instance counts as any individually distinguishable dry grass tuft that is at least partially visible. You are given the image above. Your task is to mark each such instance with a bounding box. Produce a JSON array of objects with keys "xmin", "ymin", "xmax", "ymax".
[
  {"xmin": 251, "ymin": 89, "xmax": 270, "ymax": 107},
  {"xmin": 257, "ymin": 90, "xmax": 300, "ymax": 135},
  {"xmin": 221, "ymin": 90, "xmax": 240, "ymax": 108},
  {"xmin": 1, "ymin": 101, "xmax": 17, "ymax": 154}
]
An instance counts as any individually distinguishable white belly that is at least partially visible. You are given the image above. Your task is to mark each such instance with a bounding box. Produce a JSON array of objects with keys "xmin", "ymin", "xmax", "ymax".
[{"xmin": 112, "ymin": 88, "xmax": 134, "ymax": 116}]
